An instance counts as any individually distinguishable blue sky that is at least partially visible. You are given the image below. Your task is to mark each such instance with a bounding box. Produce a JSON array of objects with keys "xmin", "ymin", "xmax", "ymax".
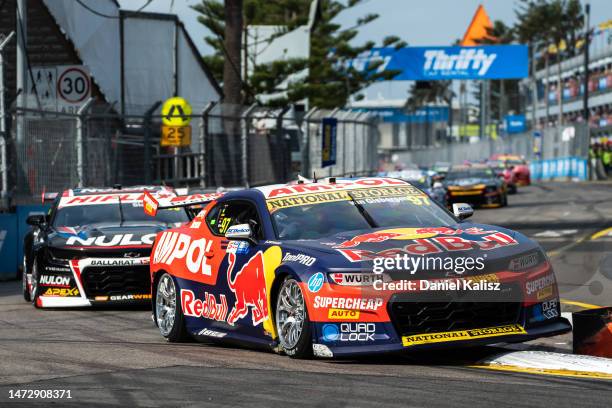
[{"xmin": 119, "ymin": 0, "xmax": 612, "ymax": 99}]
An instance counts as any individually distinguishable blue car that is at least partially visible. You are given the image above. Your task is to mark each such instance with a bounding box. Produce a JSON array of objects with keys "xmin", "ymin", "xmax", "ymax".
[{"xmin": 146, "ymin": 177, "xmax": 570, "ymax": 359}]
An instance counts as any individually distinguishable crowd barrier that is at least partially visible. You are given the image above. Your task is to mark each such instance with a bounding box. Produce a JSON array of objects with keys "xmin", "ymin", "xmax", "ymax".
[{"xmin": 530, "ymin": 157, "xmax": 588, "ymax": 181}]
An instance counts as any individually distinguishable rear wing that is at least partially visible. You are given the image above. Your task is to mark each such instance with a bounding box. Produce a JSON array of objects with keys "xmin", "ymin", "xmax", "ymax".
[{"xmin": 143, "ymin": 190, "xmax": 224, "ymax": 217}]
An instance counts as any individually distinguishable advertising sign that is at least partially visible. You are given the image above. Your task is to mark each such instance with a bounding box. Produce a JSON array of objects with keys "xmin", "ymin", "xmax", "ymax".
[
  {"xmin": 505, "ymin": 114, "xmax": 526, "ymax": 134},
  {"xmin": 321, "ymin": 118, "xmax": 337, "ymax": 167},
  {"xmin": 348, "ymin": 45, "xmax": 529, "ymax": 80},
  {"xmin": 353, "ymin": 106, "xmax": 449, "ymax": 123}
]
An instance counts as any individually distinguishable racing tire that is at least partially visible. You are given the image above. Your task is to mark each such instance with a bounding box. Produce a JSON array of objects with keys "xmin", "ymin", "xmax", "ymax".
[
  {"xmin": 22, "ymin": 256, "xmax": 31, "ymax": 302},
  {"xmin": 155, "ymin": 273, "xmax": 190, "ymax": 343},
  {"xmin": 30, "ymin": 258, "xmax": 42, "ymax": 308},
  {"xmin": 275, "ymin": 276, "xmax": 312, "ymax": 359}
]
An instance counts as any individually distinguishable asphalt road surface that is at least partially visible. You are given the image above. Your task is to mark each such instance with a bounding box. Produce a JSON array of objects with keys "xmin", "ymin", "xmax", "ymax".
[{"xmin": 0, "ymin": 182, "xmax": 610, "ymax": 407}]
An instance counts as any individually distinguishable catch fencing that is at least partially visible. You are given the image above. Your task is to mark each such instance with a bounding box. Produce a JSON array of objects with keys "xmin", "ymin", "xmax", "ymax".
[
  {"xmin": 1, "ymin": 102, "xmax": 379, "ymax": 207},
  {"xmin": 397, "ymin": 124, "xmax": 590, "ymax": 180}
]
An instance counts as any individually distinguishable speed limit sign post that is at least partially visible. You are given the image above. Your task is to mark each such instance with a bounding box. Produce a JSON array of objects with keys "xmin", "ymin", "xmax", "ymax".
[
  {"xmin": 57, "ymin": 67, "xmax": 91, "ymax": 104},
  {"xmin": 161, "ymin": 125, "xmax": 192, "ymax": 147}
]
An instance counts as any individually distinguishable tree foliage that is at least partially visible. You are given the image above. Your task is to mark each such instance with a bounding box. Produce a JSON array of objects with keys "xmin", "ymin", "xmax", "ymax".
[{"xmin": 192, "ymin": 0, "xmax": 405, "ymax": 108}]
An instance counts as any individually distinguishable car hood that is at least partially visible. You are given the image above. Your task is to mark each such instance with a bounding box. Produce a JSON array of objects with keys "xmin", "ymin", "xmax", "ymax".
[
  {"xmin": 278, "ymin": 222, "xmax": 541, "ymax": 274},
  {"xmin": 48, "ymin": 223, "xmax": 167, "ymax": 249}
]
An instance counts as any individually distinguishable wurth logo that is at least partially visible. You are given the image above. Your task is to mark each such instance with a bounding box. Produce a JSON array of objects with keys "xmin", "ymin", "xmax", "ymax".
[{"xmin": 424, "ymin": 49, "xmax": 497, "ymax": 76}]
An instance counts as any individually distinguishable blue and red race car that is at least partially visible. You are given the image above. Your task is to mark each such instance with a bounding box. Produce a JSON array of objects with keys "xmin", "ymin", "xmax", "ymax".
[{"xmin": 144, "ymin": 177, "xmax": 570, "ymax": 358}]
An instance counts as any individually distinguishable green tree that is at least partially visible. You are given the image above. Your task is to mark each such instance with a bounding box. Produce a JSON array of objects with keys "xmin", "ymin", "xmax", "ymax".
[{"xmin": 192, "ymin": 0, "xmax": 405, "ymax": 108}]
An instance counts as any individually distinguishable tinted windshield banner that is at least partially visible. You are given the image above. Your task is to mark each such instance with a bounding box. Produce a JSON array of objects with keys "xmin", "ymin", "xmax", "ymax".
[
  {"xmin": 266, "ymin": 186, "xmax": 428, "ymax": 210},
  {"xmin": 348, "ymin": 45, "xmax": 529, "ymax": 80}
]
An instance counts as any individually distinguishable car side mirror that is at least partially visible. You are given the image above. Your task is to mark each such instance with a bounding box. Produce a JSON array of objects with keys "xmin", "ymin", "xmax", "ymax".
[
  {"xmin": 225, "ymin": 223, "xmax": 255, "ymax": 242},
  {"xmin": 26, "ymin": 214, "xmax": 46, "ymax": 226},
  {"xmin": 453, "ymin": 203, "xmax": 474, "ymax": 220}
]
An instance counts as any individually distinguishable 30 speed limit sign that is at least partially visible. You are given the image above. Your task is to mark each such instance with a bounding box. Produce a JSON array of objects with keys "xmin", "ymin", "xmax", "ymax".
[{"xmin": 57, "ymin": 67, "xmax": 91, "ymax": 104}]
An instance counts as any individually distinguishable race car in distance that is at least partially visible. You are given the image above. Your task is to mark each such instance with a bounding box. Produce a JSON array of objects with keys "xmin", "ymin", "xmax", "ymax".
[
  {"xmin": 22, "ymin": 186, "xmax": 192, "ymax": 308},
  {"xmin": 489, "ymin": 154, "xmax": 531, "ymax": 187},
  {"xmin": 386, "ymin": 170, "xmax": 447, "ymax": 206},
  {"xmin": 145, "ymin": 177, "xmax": 570, "ymax": 358},
  {"xmin": 444, "ymin": 164, "xmax": 508, "ymax": 208}
]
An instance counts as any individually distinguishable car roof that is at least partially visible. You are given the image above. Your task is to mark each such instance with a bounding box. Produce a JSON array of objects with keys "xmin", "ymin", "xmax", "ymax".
[
  {"xmin": 253, "ymin": 176, "xmax": 411, "ymax": 199},
  {"xmin": 64, "ymin": 185, "xmax": 173, "ymax": 197}
]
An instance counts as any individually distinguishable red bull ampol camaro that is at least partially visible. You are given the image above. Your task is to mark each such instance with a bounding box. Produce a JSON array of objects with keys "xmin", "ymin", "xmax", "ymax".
[{"xmin": 144, "ymin": 177, "xmax": 570, "ymax": 358}]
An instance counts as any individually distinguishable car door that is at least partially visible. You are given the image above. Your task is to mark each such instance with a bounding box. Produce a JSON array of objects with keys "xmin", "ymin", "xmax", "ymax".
[{"xmin": 203, "ymin": 199, "xmax": 278, "ymax": 340}]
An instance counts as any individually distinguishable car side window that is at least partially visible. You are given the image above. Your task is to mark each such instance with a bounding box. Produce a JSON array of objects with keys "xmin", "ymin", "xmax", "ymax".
[{"xmin": 205, "ymin": 201, "xmax": 263, "ymax": 239}]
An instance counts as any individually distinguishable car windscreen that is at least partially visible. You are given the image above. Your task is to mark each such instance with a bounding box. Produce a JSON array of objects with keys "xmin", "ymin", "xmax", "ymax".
[
  {"xmin": 52, "ymin": 202, "xmax": 189, "ymax": 227},
  {"xmin": 268, "ymin": 186, "xmax": 456, "ymax": 240},
  {"xmin": 446, "ymin": 169, "xmax": 494, "ymax": 180}
]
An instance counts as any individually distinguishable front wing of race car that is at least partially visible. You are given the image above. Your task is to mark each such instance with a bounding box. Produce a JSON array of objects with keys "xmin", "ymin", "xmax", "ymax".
[
  {"xmin": 35, "ymin": 257, "xmax": 152, "ymax": 307},
  {"xmin": 301, "ymin": 264, "xmax": 572, "ymax": 357}
]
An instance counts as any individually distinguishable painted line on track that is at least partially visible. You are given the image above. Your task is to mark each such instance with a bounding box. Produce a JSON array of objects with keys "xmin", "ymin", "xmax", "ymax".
[
  {"xmin": 560, "ymin": 299, "xmax": 603, "ymax": 310},
  {"xmin": 471, "ymin": 350, "xmax": 612, "ymax": 380},
  {"xmin": 591, "ymin": 227, "xmax": 612, "ymax": 241},
  {"xmin": 470, "ymin": 364, "xmax": 612, "ymax": 380}
]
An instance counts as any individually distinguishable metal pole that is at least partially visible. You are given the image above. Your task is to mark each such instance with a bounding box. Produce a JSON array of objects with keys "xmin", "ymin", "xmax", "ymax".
[
  {"xmin": 276, "ymin": 105, "xmax": 290, "ymax": 182},
  {"xmin": 76, "ymin": 98, "xmax": 95, "ymax": 187},
  {"xmin": 199, "ymin": 102, "xmax": 216, "ymax": 187},
  {"xmin": 302, "ymin": 107, "xmax": 317, "ymax": 178},
  {"xmin": 143, "ymin": 101, "xmax": 162, "ymax": 185},
  {"xmin": 479, "ymin": 81, "xmax": 485, "ymax": 139},
  {"xmin": 583, "ymin": 3, "xmax": 591, "ymax": 127},
  {"xmin": 241, "ymin": 104, "xmax": 257, "ymax": 187},
  {"xmin": 328, "ymin": 108, "xmax": 340, "ymax": 177},
  {"xmin": 0, "ymin": 32, "xmax": 15, "ymax": 202},
  {"xmin": 16, "ymin": 0, "xmax": 26, "ymax": 144}
]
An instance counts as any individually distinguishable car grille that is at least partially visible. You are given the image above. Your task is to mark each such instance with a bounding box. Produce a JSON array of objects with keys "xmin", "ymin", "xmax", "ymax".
[
  {"xmin": 49, "ymin": 247, "xmax": 151, "ymax": 260},
  {"xmin": 388, "ymin": 294, "xmax": 522, "ymax": 336},
  {"xmin": 81, "ymin": 265, "xmax": 150, "ymax": 297}
]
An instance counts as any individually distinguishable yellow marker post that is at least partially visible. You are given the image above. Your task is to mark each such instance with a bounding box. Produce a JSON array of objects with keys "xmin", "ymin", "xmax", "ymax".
[{"xmin": 161, "ymin": 96, "xmax": 192, "ymax": 127}]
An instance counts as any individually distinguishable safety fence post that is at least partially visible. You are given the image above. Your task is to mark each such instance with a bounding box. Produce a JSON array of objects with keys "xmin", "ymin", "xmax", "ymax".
[
  {"xmin": 302, "ymin": 108, "xmax": 317, "ymax": 178},
  {"xmin": 241, "ymin": 104, "xmax": 257, "ymax": 187},
  {"xmin": 0, "ymin": 32, "xmax": 15, "ymax": 205},
  {"xmin": 276, "ymin": 106, "xmax": 291, "ymax": 182},
  {"xmin": 199, "ymin": 102, "xmax": 216, "ymax": 187},
  {"xmin": 76, "ymin": 98, "xmax": 95, "ymax": 187},
  {"xmin": 143, "ymin": 101, "xmax": 161, "ymax": 185}
]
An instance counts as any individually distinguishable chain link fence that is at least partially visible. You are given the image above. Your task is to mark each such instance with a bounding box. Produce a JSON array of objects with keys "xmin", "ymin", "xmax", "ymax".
[
  {"xmin": 1, "ymin": 103, "xmax": 379, "ymax": 207},
  {"xmin": 397, "ymin": 124, "xmax": 589, "ymax": 168}
]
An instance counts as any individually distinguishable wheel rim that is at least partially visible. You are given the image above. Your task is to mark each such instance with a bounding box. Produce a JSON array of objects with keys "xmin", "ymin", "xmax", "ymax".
[
  {"xmin": 276, "ymin": 279, "xmax": 306, "ymax": 350},
  {"xmin": 156, "ymin": 274, "xmax": 177, "ymax": 337}
]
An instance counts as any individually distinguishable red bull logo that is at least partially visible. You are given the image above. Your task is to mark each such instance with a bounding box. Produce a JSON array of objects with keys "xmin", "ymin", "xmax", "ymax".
[
  {"xmin": 226, "ymin": 252, "xmax": 269, "ymax": 326},
  {"xmin": 334, "ymin": 232, "xmax": 404, "ymax": 249},
  {"xmin": 334, "ymin": 227, "xmax": 497, "ymax": 249}
]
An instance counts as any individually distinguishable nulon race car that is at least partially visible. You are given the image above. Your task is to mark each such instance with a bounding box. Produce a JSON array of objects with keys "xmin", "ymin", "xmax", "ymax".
[
  {"xmin": 145, "ymin": 177, "xmax": 570, "ymax": 358},
  {"xmin": 22, "ymin": 186, "xmax": 191, "ymax": 308}
]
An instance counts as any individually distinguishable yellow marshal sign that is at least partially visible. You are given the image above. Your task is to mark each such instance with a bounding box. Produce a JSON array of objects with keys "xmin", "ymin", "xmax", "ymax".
[
  {"xmin": 161, "ymin": 125, "xmax": 191, "ymax": 147},
  {"xmin": 161, "ymin": 96, "xmax": 192, "ymax": 127}
]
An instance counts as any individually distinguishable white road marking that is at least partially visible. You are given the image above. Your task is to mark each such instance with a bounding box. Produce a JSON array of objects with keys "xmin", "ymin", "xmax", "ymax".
[
  {"xmin": 477, "ymin": 350, "xmax": 612, "ymax": 375},
  {"xmin": 534, "ymin": 229, "xmax": 578, "ymax": 238}
]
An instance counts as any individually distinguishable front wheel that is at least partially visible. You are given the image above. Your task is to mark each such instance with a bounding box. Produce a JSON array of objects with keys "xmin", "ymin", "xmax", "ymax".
[
  {"xmin": 22, "ymin": 256, "xmax": 31, "ymax": 302},
  {"xmin": 275, "ymin": 277, "xmax": 312, "ymax": 359},
  {"xmin": 155, "ymin": 273, "xmax": 190, "ymax": 342}
]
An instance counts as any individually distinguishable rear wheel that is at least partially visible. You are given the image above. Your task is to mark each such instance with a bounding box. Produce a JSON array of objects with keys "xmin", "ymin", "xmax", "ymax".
[
  {"xmin": 155, "ymin": 273, "xmax": 190, "ymax": 342},
  {"xmin": 276, "ymin": 277, "xmax": 312, "ymax": 359}
]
